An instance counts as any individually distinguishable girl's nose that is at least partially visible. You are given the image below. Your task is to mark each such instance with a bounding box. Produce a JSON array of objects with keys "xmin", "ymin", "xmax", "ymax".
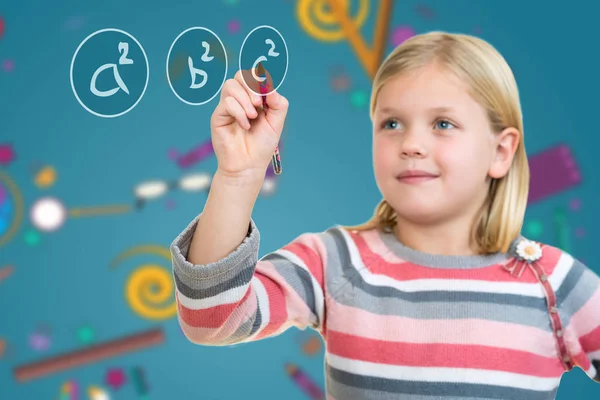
[{"xmin": 400, "ymin": 132, "xmax": 428, "ymax": 159}]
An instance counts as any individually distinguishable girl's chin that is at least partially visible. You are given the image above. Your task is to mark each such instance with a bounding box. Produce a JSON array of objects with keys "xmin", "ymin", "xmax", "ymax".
[{"xmin": 392, "ymin": 206, "xmax": 447, "ymax": 224}]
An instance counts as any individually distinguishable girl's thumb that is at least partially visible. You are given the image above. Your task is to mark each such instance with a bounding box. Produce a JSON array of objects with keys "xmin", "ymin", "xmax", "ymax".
[{"xmin": 264, "ymin": 90, "xmax": 289, "ymax": 133}]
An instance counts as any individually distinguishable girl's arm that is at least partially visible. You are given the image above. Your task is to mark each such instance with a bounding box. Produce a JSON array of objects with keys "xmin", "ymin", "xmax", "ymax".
[
  {"xmin": 170, "ymin": 213, "xmax": 334, "ymax": 346},
  {"xmin": 187, "ymin": 169, "xmax": 264, "ymax": 266},
  {"xmin": 561, "ymin": 258, "xmax": 600, "ymax": 383}
]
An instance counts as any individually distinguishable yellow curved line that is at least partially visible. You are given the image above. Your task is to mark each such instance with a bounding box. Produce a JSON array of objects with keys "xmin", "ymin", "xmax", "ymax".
[
  {"xmin": 126, "ymin": 264, "xmax": 177, "ymax": 320},
  {"xmin": 109, "ymin": 245, "xmax": 171, "ymax": 269},
  {"xmin": 0, "ymin": 169, "xmax": 24, "ymax": 247},
  {"xmin": 69, "ymin": 205, "xmax": 131, "ymax": 217},
  {"xmin": 111, "ymin": 245, "xmax": 176, "ymax": 320},
  {"xmin": 297, "ymin": 0, "xmax": 369, "ymax": 42}
]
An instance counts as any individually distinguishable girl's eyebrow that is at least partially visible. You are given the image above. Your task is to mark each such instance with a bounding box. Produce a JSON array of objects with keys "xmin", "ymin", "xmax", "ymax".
[{"xmin": 375, "ymin": 106, "xmax": 457, "ymax": 115}]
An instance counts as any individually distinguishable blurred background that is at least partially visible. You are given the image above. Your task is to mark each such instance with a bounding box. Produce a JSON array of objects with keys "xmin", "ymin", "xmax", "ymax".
[{"xmin": 1, "ymin": 0, "xmax": 599, "ymax": 398}]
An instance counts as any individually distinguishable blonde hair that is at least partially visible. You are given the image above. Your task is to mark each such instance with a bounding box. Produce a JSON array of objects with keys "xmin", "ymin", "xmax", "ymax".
[{"xmin": 345, "ymin": 31, "xmax": 530, "ymax": 254}]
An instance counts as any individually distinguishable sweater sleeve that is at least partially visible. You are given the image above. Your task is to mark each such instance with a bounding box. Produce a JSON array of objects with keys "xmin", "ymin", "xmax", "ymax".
[
  {"xmin": 170, "ymin": 214, "xmax": 330, "ymax": 346},
  {"xmin": 560, "ymin": 256, "xmax": 600, "ymax": 383}
]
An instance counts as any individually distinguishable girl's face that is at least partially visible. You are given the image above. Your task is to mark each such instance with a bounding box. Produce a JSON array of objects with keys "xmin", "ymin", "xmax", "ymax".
[{"xmin": 372, "ymin": 62, "xmax": 516, "ymax": 225}]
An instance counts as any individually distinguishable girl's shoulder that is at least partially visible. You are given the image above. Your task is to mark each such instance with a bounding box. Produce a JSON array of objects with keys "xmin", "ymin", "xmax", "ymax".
[{"xmin": 506, "ymin": 236, "xmax": 597, "ymax": 289}]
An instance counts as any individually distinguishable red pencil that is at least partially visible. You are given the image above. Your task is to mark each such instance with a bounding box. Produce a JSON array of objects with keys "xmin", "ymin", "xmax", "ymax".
[{"xmin": 257, "ymin": 62, "xmax": 282, "ymax": 175}]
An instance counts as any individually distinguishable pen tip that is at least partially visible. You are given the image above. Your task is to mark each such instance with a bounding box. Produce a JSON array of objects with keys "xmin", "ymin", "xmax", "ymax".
[{"xmin": 256, "ymin": 62, "xmax": 265, "ymax": 76}]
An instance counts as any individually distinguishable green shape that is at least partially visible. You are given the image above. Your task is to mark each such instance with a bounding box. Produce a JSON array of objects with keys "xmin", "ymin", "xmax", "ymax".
[
  {"xmin": 524, "ymin": 220, "xmax": 543, "ymax": 238},
  {"xmin": 77, "ymin": 325, "xmax": 95, "ymax": 345},
  {"xmin": 24, "ymin": 230, "xmax": 41, "ymax": 246},
  {"xmin": 350, "ymin": 90, "xmax": 369, "ymax": 109},
  {"xmin": 552, "ymin": 207, "xmax": 571, "ymax": 253}
]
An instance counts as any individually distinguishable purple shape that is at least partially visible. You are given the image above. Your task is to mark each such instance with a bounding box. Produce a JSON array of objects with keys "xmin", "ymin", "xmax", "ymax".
[
  {"xmin": 528, "ymin": 144, "xmax": 581, "ymax": 204},
  {"xmin": 227, "ymin": 19, "xmax": 240, "ymax": 34},
  {"xmin": 569, "ymin": 198, "xmax": 581, "ymax": 211},
  {"xmin": 176, "ymin": 140, "xmax": 214, "ymax": 168},
  {"xmin": 265, "ymin": 164, "xmax": 275, "ymax": 178},
  {"xmin": 167, "ymin": 148, "xmax": 179, "ymax": 160},
  {"xmin": 2, "ymin": 59, "xmax": 14, "ymax": 72},
  {"xmin": 290, "ymin": 367, "xmax": 324, "ymax": 399},
  {"xmin": 29, "ymin": 333, "xmax": 50, "ymax": 351},
  {"xmin": 165, "ymin": 199, "xmax": 176, "ymax": 210},
  {"xmin": 391, "ymin": 26, "xmax": 415, "ymax": 47}
]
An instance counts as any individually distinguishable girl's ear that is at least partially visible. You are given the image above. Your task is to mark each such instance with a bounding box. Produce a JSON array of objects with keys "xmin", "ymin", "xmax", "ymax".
[{"xmin": 488, "ymin": 127, "xmax": 520, "ymax": 179}]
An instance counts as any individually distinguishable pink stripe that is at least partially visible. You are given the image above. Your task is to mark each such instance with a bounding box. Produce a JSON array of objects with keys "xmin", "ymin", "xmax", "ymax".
[
  {"xmin": 352, "ymin": 230, "xmax": 564, "ymax": 283},
  {"xmin": 284, "ymin": 234, "xmax": 325, "ymax": 288},
  {"xmin": 176, "ymin": 288, "xmax": 255, "ymax": 328},
  {"xmin": 254, "ymin": 271, "xmax": 287, "ymax": 339},
  {"xmin": 568, "ymin": 285, "xmax": 600, "ymax": 336},
  {"xmin": 359, "ymin": 229, "xmax": 407, "ymax": 263},
  {"xmin": 178, "ymin": 294, "xmax": 257, "ymax": 344},
  {"xmin": 572, "ymin": 349, "xmax": 592, "ymax": 371},
  {"xmin": 255, "ymin": 261, "xmax": 316, "ymax": 329},
  {"xmin": 328, "ymin": 301, "xmax": 557, "ymax": 356},
  {"xmin": 581, "ymin": 325, "xmax": 600, "ymax": 353},
  {"xmin": 327, "ymin": 330, "xmax": 564, "ymax": 377}
]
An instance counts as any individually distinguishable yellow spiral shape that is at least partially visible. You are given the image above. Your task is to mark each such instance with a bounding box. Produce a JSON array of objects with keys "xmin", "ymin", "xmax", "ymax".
[
  {"xmin": 125, "ymin": 264, "xmax": 177, "ymax": 320},
  {"xmin": 297, "ymin": 0, "xmax": 369, "ymax": 42}
]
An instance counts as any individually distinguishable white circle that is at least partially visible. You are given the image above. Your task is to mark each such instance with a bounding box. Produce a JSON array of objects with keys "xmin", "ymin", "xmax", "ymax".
[
  {"xmin": 261, "ymin": 178, "xmax": 277, "ymax": 195},
  {"xmin": 179, "ymin": 172, "xmax": 212, "ymax": 191},
  {"xmin": 166, "ymin": 27, "xmax": 228, "ymax": 106},
  {"xmin": 134, "ymin": 181, "xmax": 169, "ymax": 200},
  {"xmin": 239, "ymin": 25, "xmax": 289, "ymax": 96},
  {"xmin": 70, "ymin": 28, "xmax": 150, "ymax": 118},
  {"xmin": 30, "ymin": 197, "xmax": 67, "ymax": 232}
]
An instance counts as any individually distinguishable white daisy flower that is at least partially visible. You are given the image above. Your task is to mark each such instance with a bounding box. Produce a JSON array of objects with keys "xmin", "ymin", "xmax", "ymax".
[{"xmin": 516, "ymin": 239, "xmax": 542, "ymax": 263}]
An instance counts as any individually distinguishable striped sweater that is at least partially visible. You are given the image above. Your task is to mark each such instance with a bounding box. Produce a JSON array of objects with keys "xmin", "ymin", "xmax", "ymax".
[{"xmin": 170, "ymin": 215, "xmax": 600, "ymax": 399}]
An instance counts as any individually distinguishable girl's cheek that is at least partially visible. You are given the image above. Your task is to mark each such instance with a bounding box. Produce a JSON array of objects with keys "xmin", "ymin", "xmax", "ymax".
[{"xmin": 373, "ymin": 140, "xmax": 394, "ymax": 162}]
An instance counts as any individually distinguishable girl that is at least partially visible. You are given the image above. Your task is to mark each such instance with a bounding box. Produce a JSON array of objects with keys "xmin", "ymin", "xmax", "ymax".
[{"xmin": 170, "ymin": 31, "xmax": 600, "ymax": 399}]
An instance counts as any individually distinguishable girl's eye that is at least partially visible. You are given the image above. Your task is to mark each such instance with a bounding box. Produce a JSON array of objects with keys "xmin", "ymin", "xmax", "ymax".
[
  {"xmin": 435, "ymin": 119, "xmax": 456, "ymax": 130},
  {"xmin": 382, "ymin": 119, "xmax": 402, "ymax": 130}
]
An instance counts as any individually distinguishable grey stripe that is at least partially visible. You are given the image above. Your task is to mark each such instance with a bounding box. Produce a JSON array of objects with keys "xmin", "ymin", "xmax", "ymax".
[
  {"xmin": 592, "ymin": 360, "xmax": 600, "ymax": 382},
  {"xmin": 248, "ymin": 302, "xmax": 262, "ymax": 336},
  {"xmin": 225, "ymin": 309, "xmax": 262, "ymax": 345},
  {"xmin": 555, "ymin": 259, "xmax": 596, "ymax": 327},
  {"xmin": 329, "ymin": 379, "xmax": 503, "ymax": 400},
  {"xmin": 173, "ymin": 262, "xmax": 255, "ymax": 300},
  {"xmin": 376, "ymin": 227, "xmax": 520, "ymax": 269},
  {"xmin": 170, "ymin": 215, "xmax": 260, "ymax": 287},
  {"xmin": 263, "ymin": 253, "xmax": 320, "ymax": 328},
  {"xmin": 555, "ymin": 257, "xmax": 585, "ymax": 306},
  {"xmin": 326, "ymin": 364, "xmax": 559, "ymax": 400},
  {"xmin": 322, "ymin": 228, "xmax": 553, "ymax": 331}
]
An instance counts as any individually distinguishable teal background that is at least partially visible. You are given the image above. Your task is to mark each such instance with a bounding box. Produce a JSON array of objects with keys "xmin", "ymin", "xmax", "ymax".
[{"xmin": 1, "ymin": 0, "xmax": 599, "ymax": 399}]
